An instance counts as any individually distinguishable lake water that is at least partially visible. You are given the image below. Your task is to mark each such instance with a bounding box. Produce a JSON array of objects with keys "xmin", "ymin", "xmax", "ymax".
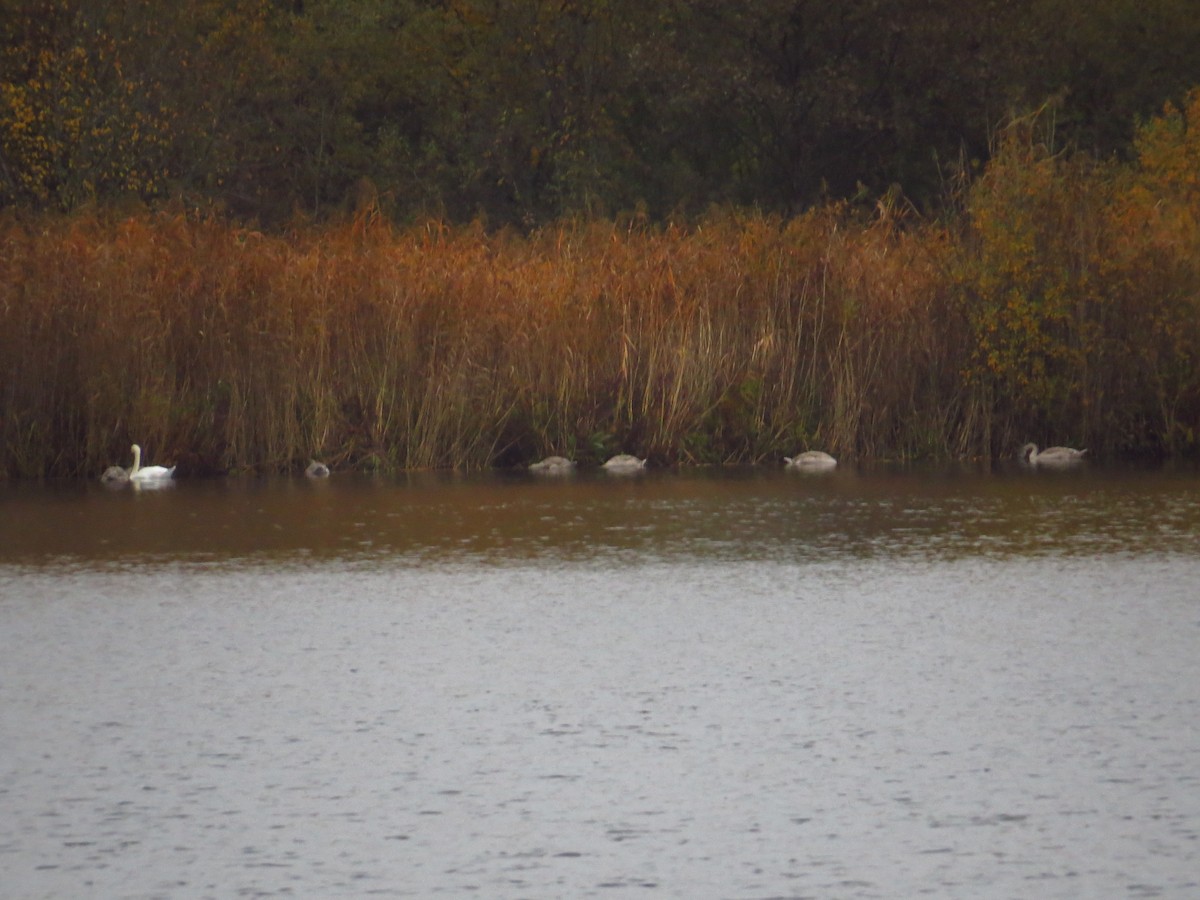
[{"xmin": 2, "ymin": 463, "xmax": 1199, "ymax": 898}]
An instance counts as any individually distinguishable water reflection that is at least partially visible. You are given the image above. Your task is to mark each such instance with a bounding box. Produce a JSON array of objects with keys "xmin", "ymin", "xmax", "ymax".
[{"xmin": 1, "ymin": 462, "xmax": 1198, "ymax": 567}]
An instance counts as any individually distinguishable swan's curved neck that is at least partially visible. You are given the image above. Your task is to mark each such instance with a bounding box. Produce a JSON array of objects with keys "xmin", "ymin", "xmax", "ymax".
[{"xmin": 130, "ymin": 444, "xmax": 142, "ymax": 476}]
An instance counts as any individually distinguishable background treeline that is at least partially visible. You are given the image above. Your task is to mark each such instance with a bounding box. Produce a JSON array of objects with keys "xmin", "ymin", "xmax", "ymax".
[
  {"xmin": 3, "ymin": 0, "xmax": 1200, "ymax": 225},
  {"xmin": 3, "ymin": 93, "xmax": 1199, "ymax": 476}
]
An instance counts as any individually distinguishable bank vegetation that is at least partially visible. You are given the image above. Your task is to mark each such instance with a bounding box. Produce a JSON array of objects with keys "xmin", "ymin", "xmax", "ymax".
[{"xmin": 3, "ymin": 95, "xmax": 1200, "ymax": 477}]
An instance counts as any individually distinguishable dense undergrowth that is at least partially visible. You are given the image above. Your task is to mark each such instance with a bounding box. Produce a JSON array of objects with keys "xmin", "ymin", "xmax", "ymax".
[{"xmin": 3, "ymin": 97, "xmax": 1200, "ymax": 478}]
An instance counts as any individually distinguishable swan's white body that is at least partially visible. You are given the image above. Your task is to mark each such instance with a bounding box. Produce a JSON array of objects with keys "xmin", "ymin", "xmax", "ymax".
[
  {"xmin": 305, "ymin": 460, "xmax": 331, "ymax": 478},
  {"xmin": 602, "ymin": 453, "xmax": 647, "ymax": 471},
  {"xmin": 1021, "ymin": 443, "xmax": 1087, "ymax": 466},
  {"xmin": 529, "ymin": 455, "xmax": 575, "ymax": 473},
  {"xmin": 129, "ymin": 443, "xmax": 175, "ymax": 481},
  {"xmin": 784, "ymin": 450, "xmax": 837, "ymax": 469}
]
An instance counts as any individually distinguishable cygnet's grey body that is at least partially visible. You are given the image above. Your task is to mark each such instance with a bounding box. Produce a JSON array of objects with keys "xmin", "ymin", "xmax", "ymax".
[
  {"xmin": 784, "ymin": 450, "xmax": 837, "ymax": 469},
  {"xmin": 100, "ymin": 465, "xmax": 130, "ymax": 484},
  {"xmin": 601, "ymin": 454, "xmax": 647, "ymax": 471},
  {"xmin": 529, "ymin": 455, "xmax": 576, "ymax": 473},
  {"xmin": 1021, "ymin": 443, "xmax": 1087, "ymax": 466}
]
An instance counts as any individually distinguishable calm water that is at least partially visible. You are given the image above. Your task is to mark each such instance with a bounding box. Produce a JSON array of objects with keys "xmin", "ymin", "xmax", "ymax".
[{"xmin": 2, "ymin": 463, "xmax": 1199, "ymax": 898}]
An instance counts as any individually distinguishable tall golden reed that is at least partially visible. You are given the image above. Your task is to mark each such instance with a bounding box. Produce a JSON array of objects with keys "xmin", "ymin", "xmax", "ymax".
[
  {"xmin": 0, "ymin": 205, "xmax": 961, "ymax": 477},
  {"xmin": 5, "ymin": 108, "xmax": 1200, "ymax": 481}
]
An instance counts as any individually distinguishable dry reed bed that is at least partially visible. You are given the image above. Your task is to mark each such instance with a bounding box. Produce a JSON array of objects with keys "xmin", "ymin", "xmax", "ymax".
[
  {"xmin": 0, "ymin": 208, "xmax": 958, "ymax": 477},
  {"xmin": 4, "ymin": 123, "xmax": 1200, "ymax": 480}
]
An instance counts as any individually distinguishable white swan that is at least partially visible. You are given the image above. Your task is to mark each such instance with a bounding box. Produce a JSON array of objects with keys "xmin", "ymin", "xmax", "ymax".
[
  {"xmin": 1021, "ymin": 442, "xmax": 1087, "ymax": 466},
  {"xmin": 129, "ymin": 443, "xmax": 175, "ymax": 481},
  {"xmin": 784, "ymin": 450, "xmax": 837, "ymax": 469},
  {"xmin": 601, "ymin": 453, "xmax": 647, "ymax": 471},
  {"xmin": 529, "ymin": 455, "xmax": 575, "ymax": 473},
  {"xmin": 305, "ymin": 459, "xmax": 331, "ymax": 478},
  {"xmin": 100, "ymin": 465, "xmax": 129, "ymax": 484}
]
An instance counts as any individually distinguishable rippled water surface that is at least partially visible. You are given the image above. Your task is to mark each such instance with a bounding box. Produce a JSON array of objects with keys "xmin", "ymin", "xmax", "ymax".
[{"xmin": 2, "ymin": 464, "xmax": 1199, "ymax": 898}]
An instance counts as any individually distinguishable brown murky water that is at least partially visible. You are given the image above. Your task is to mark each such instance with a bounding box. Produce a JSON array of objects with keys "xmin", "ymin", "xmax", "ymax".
[
  {"xmin": 2, "ymin": 463, "xmax": 1199, "ymax": 897},
  {"xmin": 4, "ymin": 462, "xmax": 1199, "ymax": 564}
]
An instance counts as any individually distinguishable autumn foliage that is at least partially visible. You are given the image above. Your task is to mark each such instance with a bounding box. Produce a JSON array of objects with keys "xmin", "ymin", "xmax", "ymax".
[
  {"xmin": 3, "ymin": 94, "xmax": 1200, "ymax": 477},
  {"xmin": 4, "ymin": 1, "xmax": 1200, "ymax": 226}
]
